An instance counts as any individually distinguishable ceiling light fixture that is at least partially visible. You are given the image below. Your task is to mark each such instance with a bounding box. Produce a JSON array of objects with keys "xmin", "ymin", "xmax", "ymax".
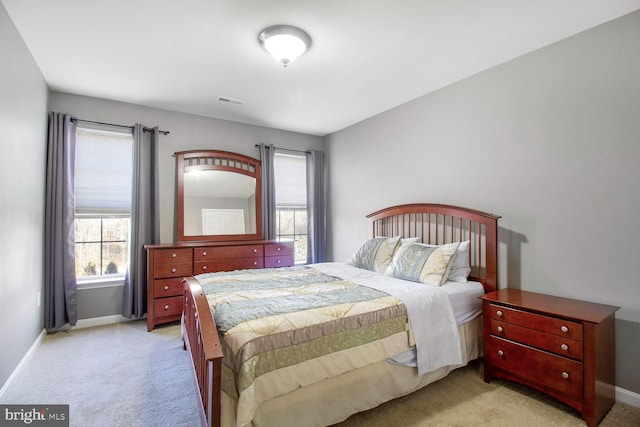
[{"xmin": 258, "ymin": 25, "xmax": 312, "ymax": 67}]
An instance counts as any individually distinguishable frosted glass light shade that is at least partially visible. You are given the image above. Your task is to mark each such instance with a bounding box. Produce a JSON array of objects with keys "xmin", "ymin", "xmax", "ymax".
[{"xmin": 259, "ymin": 25, "xmax": 311, "ymax": 67}]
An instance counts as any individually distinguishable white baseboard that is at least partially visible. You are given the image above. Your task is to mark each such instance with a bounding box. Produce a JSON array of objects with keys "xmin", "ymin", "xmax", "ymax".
[
  {"xmin": 74, "ymin": 314, "xmax": 135, "ymax": 329},
  {"xmin": 616, "ymin": 386, "xmax": 640, "ymax": 408},
  {"xmin": 0, "ymin": 328, "xmax": 46, "ymax": 398}
]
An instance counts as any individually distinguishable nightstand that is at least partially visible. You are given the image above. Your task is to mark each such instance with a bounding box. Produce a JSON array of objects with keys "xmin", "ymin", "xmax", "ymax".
[{"xmin": 480, "ymin": 289, "xmax": 619, "ymax": 427}]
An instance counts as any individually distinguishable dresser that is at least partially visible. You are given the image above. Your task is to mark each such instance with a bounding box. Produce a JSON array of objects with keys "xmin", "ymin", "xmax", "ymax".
[
  {"xmin": 146, "ymin": 240, "xmax": 294, "ymax": 331},
  {"xmin": 480, "ymin": 289, "xmax": 619, "ymax": 427}
]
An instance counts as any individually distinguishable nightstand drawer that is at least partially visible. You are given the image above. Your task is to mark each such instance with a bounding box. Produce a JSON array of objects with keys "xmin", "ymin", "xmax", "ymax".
[
  {"xmin": 490, "ymin": 319, "xmax": 582, "ymax": 360},
  {"xmin": 487, "ymin": 335, "xmax": 583, "ymax": 399},
  {"xmin": 488, "ymin": 303, "xmax": 582, "ymax": 341}
]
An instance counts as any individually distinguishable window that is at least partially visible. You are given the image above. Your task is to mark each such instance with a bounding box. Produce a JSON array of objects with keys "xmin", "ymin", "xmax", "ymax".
[
  {"xmin": 74, "ymin": 127, "xmax": 133, "ymax": 281},
  {"xmin": 274, "ymin": 152, "xmax": 307, "ymax": 263}
]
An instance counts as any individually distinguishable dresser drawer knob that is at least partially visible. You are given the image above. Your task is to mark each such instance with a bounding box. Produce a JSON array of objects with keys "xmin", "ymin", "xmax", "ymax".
[
  {"xmin": 202, "ymin": 266, "xmax": 207, "ymax": 271},
  {"xmin": 561, "ymin": 343, "xmax": 569, "ymax": 351},
  {"xmin": 171, "ymin": 253, "xmax": 177, "ymax": 258},
  {"xmin": 562, "ymin": 372, "xmax": 569, "ymax": 379},
  {"xmin": 203, "ymin": 251, "xmax": 207, "ymax": 256},
  {"xmin": 171, "ymin": 268, "xmax": 177, "ymax": 273},
  {"xmin": 276, "ymin": 259, "xmax": 281, "ymax": 264},
  {"xmin": 277, "ymin": 247, "xmax": 281, "ymax": 251},
  {"xmin": 560, "ymin": 325, "xmax": 569, "ymax": 333},
  {"xmin": 496, "ymin": 310, "xmax": 503, "ymax": 317},
  {"xmin": 497, "ymin": 350, "xmax": 504, "ymax": 357},
  {"xmin": 253, "ymin": 248, "xmax": 258, "ymax": 253},
  {"xmin": 163, "ymin": 285, "xmax": 169, "ymax": 291},
  {"xmin": 497, "ymin": 326, "xmax": 503, "ymax": 333},
  {"xmin": 253, "ymin": 261, "xmax": 258, "ymax": 266},
  {"xmin": 164, "ymin": 304, "xmax": 169, "ymax": 310}
]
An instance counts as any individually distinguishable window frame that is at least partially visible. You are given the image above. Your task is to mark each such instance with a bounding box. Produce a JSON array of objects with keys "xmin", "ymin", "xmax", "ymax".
[
  {"xmin": 74, "ymin": 125, "xmax": 133, "ymax": 288},
  {"xmin": 274, "ymin": 151, "xmax": 308, "ymax": 264}
]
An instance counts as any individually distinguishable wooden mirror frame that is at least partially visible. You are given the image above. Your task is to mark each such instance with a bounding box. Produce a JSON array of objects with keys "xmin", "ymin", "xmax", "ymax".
[{"xmin": 176, "ymin": 150, "xmax": 262, "ymax": 242}]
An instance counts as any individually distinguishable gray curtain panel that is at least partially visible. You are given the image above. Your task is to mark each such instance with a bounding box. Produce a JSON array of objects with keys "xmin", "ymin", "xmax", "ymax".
[
  {"xmin": 258, "ymin": 143, "xmax": 277, "ymax": 240},
  {"xmin": 44, "ymin": 112, "xmax": 78, "ymax": 330},
  {"xmin": 306, "ymin": 150, "xmax": 326, "ymax": 263},
  {"xmin": 122, "ymin": 125, "xmax": 159, "ymax": 319}
]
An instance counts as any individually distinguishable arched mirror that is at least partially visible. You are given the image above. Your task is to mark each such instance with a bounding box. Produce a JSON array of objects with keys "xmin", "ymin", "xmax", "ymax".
[{"xmin": 176, "ymin": 150, "xmax": 262, "ymax": 242}]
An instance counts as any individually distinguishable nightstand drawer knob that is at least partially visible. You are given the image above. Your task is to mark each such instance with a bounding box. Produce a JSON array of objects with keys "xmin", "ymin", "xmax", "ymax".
[
  {"xmin": 202, "ymin": 266, "xmax": 207, "ymax": 271},
  {"xmin": 163, "ymin": 285, "xmax": 169, "ymax": 291},
  {"xmin": 561, "ymin": 343, "xmax": 569, "ymax": 351},
  {"xmin": 253, "ymin": 248, "xmax": 258, "ymax": 253},
  {"xmin": 497, "ymin": 326, "xmax": 503, "ymax": 333},
  {"xmin": 164, "ymin": 304, "xmax": 169, "ymax": 310},
  {"xmin": 560, "ymin": 325, "xmax": 569, "ymax": 333},
  {"xmin": 203, "ymin": 251, "xmax": 207, "ymax": 256},
  {"xmin": 497, "ymin": 350, "xmax": 504, "ymax": 357},
  {"xmin": 496, "ymin": 310, "xmax": 503, "ymax": 317},
  {"xmin": 171, "ymin": 268, "xmax": 177, "ymax": 273},
  {"xmin": 277, "ymin": 247, "xmax": 281, "ymax": 251},
  {"xmin": 171, "ymin": 253, "xmax": 177, "ymax": 258},
  {"xmin": 253, "ymin": 261, "xmax": 258, "ymax": 265},
  {"xmin": 562, "ymin": 372, "xmax": 569, "ymax": 379}
]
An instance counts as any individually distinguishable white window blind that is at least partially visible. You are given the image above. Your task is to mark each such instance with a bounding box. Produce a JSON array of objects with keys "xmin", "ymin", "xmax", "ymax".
[
  {"xmin": 75, "ymin": 127, "xmax": 133, "ymax": 215},
  {"xmin": 274, "ymin": 152, "xmax": 306, "ymax": 207}
]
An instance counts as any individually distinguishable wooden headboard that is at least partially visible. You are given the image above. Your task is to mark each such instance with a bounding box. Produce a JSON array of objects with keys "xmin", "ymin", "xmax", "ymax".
[{"xmin": 367, "ymin": 203, "xmax": 501, "ymax": 293}]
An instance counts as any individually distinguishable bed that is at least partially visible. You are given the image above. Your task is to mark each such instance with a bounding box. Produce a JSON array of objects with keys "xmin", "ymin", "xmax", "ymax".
[{"xmin": 182, "ymin": 203, "xmax": 500, "ymax": 427}]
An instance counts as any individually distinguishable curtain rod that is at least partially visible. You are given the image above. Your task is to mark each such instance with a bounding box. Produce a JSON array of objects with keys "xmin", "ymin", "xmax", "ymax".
[
  {"xmin": 72, "ymin": 118, "xmax": 170, "ymax": 135},
  {"xmin": 255, "ymin": 144, "xmax": 308, "ymax": 155}
]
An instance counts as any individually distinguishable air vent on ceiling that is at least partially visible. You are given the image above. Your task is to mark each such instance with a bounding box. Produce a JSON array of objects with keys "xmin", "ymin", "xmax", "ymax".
[{"xmin": 217, "ymin": 96, "xmax": 245, "ymax": 105}]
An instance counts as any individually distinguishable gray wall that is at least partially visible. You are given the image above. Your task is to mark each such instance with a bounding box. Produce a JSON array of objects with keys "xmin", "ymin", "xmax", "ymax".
[
  {"xmin": 49, "ymin": 92, "xmax": 323, "ymax": 319},
  {"xmin": 324, "ymin": 11, "xmax": 640, "ymax": 394},
  {"xmin": 0, "ymin": 2, "xmax": 49, "ymax": 389}
]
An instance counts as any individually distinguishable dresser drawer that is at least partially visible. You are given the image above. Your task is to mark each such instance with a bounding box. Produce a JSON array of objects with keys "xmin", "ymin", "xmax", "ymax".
[
  {"xmin": 153, "ymin": 277, "xmax": 184, "ymax": 297},
  {"xmin": 487, "ymin": 335, "xmax": 583, "ymax": 399},
  {"xmin": 154, "ymin": 248, "xmax": 193, "ymax": 264},
  {"xmin": 153, "ymin": 296, "xmax": 183, "ymax": 317},
  {"xmin": 195, "ymin": 257, "xmax": 264, "ymax": 273},
  {"xmin": 488, "ymin": 303, "xmax": 582, "ymax": 341},
  {"xmin": 264, "ymin": 242, "xmax": 294, "ymax": 257},
  {"xmin": 154, "ymin": 262, "xmax": 193, "ymax": 279},
  {"xmin": 265, "ymin": 255, "xmax": 294, "ymax": 268},
  {"xmin": 490, "ymin": 319, "xmax": 582, "ymax": 360},
  {"xmin": 195, "ymin": 245, "xmax": 263, "ymax": 260}
]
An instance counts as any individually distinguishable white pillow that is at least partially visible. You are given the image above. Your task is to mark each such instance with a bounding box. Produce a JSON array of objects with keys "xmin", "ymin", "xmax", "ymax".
[
  {"xmin": 385, "ymin": 242, "xmax": 460, "ymax": 286},
  {"xmin": 447, "ymin": 240, "xmax": 471, "ymax": 282},
  {"xmin": 347, "ymin": 236, "xmax": 401, "ymax": 273}
]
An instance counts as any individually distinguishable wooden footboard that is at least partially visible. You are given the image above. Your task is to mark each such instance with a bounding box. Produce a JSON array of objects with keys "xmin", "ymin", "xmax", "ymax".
[{"xmin": 183, "ymin": 277, "xmax": 223, "ymax": 427}]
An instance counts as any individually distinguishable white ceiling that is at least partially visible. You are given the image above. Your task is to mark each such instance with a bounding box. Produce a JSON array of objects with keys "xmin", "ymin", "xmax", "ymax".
[{"xmin": 3, "ymin": 0, "xmax": 639, "ymax": 136}]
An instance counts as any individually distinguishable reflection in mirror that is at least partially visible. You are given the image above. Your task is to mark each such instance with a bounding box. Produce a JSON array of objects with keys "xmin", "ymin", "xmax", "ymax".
[
  {"xmin": 176, "ymin": 150, "xmax": 262, "ymax": 242},
  {"xmin": 183, "ymin": 170, "xmax": 257, "ymax": 236}
]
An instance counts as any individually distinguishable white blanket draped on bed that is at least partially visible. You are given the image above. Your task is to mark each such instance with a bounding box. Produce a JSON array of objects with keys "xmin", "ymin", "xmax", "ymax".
[{"xmin": 310, "ymin": 263, "xmax": 462, "ymax": 375}]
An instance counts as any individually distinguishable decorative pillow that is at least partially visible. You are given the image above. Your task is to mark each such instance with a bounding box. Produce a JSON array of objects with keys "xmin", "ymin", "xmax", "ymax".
[
  {"xmin": 387, "ymin": 236, "xmax": 421, "ymax": 255},
  {"xmin": 423, "ymin": 240, "xmax": 470, "ymax": 282},
  {"xmin": 385, "ymin": 242, "xmax": 460, "ymax": 286},
  {"xmin": 347, "ymin": 236, "xmax": 401, "ymax": 273},
  {"xmin": 447, "ymin": 240, "xmax": 471, "ymax": 282}
]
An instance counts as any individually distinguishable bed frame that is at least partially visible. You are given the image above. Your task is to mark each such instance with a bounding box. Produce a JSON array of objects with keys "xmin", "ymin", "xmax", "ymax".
[{"xmin": 183, "ymin": 203, "xmax": 500, "ymax": 427}]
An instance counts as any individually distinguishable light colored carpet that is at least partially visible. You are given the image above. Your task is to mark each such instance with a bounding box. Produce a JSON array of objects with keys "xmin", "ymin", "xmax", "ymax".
[{"xmin": 1, "ymin": 320, "xmax": 638, "ymax": 427}]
